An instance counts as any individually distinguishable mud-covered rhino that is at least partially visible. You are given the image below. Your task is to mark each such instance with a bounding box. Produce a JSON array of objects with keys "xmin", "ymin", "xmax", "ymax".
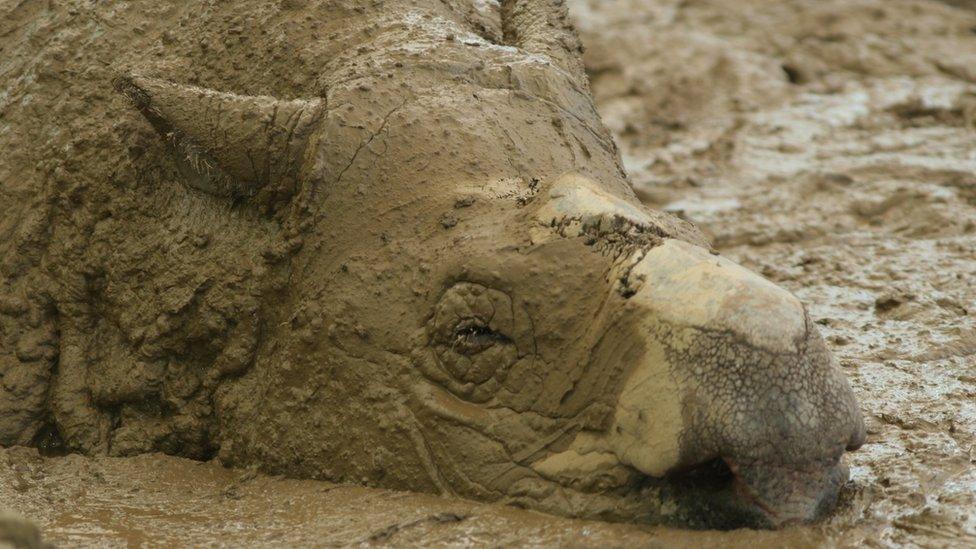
[{"xmin": 0, "ymin": 0, "xmax": 864, "ymax": 528}]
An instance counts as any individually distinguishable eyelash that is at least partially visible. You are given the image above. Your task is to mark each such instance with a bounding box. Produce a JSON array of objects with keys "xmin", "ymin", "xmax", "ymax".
[{"xmin": 451, "ymin": 320, "xmax": 511, "ymax": 354}]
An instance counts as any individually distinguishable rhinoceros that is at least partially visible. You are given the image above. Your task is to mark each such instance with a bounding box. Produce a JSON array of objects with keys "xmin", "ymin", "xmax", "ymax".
[{"xmin": 0, "ymin": 0, "xmax": 864, "ymax": 529}]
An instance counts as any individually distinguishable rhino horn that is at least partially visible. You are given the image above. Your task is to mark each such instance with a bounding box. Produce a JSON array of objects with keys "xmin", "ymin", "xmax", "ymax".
[
  {"xmin": 501, "ymin": 0, "xmax": 588, "ymax": 87},
  {"xmin": 114, "ymin": 74, "xmax": 324, "ymax": 198}
]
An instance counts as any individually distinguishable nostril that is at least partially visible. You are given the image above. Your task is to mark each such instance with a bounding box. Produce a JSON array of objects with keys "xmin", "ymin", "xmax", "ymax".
[
  {"xmin": 657, "ymin": 457, "xmax": 768, "ymax": 529},
  {"xmin": 656, "ymin": 455, "xmax": 852, "ymax": 529},
  {"xmin": 668, "ymin": 457, "xmax": 734, "ymax": 483}
]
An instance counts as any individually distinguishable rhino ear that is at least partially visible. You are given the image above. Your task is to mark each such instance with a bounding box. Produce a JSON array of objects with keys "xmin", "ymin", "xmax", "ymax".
[
  {"xmin": 114, "ymin": 75, "xmax": 324, "ymax": 198},
  {"xmin": 501, "ymin": 0, "xmax": 588, "ymax": 88}
]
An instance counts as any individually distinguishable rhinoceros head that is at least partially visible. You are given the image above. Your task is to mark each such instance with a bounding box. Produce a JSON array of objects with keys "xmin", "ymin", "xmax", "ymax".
[{"xmin": 106, "ymin": 2, "xmax": 864, "ymax": 529}]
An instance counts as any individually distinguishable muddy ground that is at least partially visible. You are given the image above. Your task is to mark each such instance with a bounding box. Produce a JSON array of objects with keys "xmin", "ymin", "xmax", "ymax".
[{"xmin": 2, "ymin": 0, "xmax": 975, "ymax": 547}]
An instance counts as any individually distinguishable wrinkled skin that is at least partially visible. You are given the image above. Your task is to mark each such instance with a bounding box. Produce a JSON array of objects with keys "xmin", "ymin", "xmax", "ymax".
[{"xmin": 0, "ymin": 0, "xmax": 864, "ymax": 529}]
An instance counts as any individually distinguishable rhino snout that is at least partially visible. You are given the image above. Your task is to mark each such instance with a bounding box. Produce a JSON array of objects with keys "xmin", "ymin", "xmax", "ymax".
[{"xmin": 590, "ymin": 239, "xmax": 865, "ymax": 528}]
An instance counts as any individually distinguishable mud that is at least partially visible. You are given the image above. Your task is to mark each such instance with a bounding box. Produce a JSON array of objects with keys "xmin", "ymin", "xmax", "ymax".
[
  {"xmin": 1, "ymin": 0, "xmax": 975, "ymax": 546},
  {"xmin": 576, "ymin": 0, "xmax": 976, "ymax": 545},
  {"xmin": 2, "ymin": 445, "xmax": 855, "ymax": 548}
]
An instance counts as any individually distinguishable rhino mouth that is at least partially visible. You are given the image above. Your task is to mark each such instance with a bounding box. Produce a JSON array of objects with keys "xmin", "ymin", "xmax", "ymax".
[{"xmin": 651, "ymin": 455, "xmax": 852, "ymax": 529}]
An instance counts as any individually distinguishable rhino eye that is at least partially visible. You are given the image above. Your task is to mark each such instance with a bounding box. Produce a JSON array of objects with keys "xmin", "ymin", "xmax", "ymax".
[
  {"xmin": 425, "ymin": 282, "xmax": 525, "ymax": 391},
  {"xmin": 452, "ymin": 319, "xmax": 512, "ymax": 356}
]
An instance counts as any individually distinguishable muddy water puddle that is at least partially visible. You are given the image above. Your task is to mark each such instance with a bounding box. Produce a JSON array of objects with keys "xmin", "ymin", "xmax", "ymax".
[{"xmin": 1, "ymin": 449, "xmax": 855, "ymax": 547}]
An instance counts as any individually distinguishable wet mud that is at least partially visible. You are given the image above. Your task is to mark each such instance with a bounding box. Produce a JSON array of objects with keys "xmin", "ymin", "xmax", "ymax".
[
  {"xmin": 576, "ymin": 0, "xmax": 976, "ymax": 545},
  {"xmin": 2, "ymin": 0, "xmax": 975, "ymax": 546},
  {"xmin": 0, "ymin": 447, "xmax": 843, "ymax": 548}
]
